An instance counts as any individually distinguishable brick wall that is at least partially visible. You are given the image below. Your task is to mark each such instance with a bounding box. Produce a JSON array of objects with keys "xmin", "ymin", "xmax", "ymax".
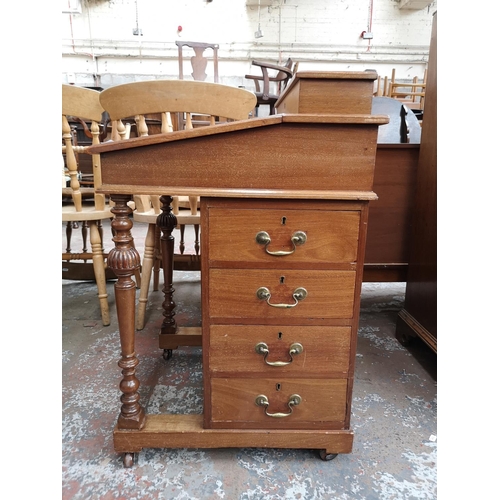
[{"xmin": 62, "ymin": 0, "xmax": 437, "ymax": 89}]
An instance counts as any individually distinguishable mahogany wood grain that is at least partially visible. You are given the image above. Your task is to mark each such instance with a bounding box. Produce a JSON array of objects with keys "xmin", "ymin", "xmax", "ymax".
[
  {"xmin": 113, "ymin": 415, "xmax": 354, "ymax": 455},
  {"xmin": 108, "ymin": 195, "xmax": 146, "ymax": 430},
  {"xmin": 94, "ymin": 122, "xmax": 382, "ymax": 196},
  {"xmin": 208, "ymin": 269, "xmax": 356, "ymax": 322},
  {"xmin": 275, "ymin": 71, "xmax": 377, "ymax": 115},
  {"xmin": 209, "ymin": 325, "xmax": 351, "ymax": 377},
  {"xmin": 396, "ymin": 13, "xmax": 437, "ymax": 353},
  {"xmin": 158, "ymin": 326, "xmax": 202, "ymax": 350},
  {"xmin": 273, "ymin": 72, "xmax": 424, "ymax": 283},
  {"xmin": 207, "ymin": 207, "xmax": 360, "ymax": 265},
  {"xmin": 91, "ymin": 114, "xmax": 388, "ymax": 156},
  {"xmin": 91, "ymin": 100, "xmax": 385, "ymax": 463},
  {"xmin": 209, "ymin": 378, "xmax": 348, "ymax": 429},
  {"xmin": 157, "ymin": 196, "xmax": 178, "ymax": 337},
  {"xmin": 364, "ymin": 144, "xmax": 419, "ymax": 276},
  {"xmin": 203, "ymin": 197, "xmax": 370, "ymax": 435}
]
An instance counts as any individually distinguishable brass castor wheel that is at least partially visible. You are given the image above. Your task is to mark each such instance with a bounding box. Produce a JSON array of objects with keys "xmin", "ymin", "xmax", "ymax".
[
  {"xmin": 319, "ymin": 450, "xmax": 338, "ymax": 461},
  {"xmin": 163, "ymin": 349, "xmax": 173, "ymax": 361},
  {"xmin": 123, "ymin": 452, "xmax": 136, "ymax": 468}
]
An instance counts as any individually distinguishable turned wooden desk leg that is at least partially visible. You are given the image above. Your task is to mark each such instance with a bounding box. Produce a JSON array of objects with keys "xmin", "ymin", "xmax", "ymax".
[
  {"xmin": 158, "ymin": 195, "xmax": 178, "ymax": 359},
  {"xmin": 108, "ymin": 195, "xmax": 146, "ymax": 433}
]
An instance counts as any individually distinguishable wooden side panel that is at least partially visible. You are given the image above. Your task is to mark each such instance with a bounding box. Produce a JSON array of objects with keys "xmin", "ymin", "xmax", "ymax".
[
  {"xmin": 99, "ymin": 124, "xmax": 379, "ymax": 193},
  {"xmin": 396, "ymin": 12, "xmax": 437, "ymax": 351},
  {"xmin": 365, "ymin": 145, "xmax": 419, "ymax": 265},
  {"xmin": 297, "ymin": 80, "xmax": 374, "ymax": 114},
  {"xmin": 276, "ymin": 72, "xmax": 376, "ymax": 115}
]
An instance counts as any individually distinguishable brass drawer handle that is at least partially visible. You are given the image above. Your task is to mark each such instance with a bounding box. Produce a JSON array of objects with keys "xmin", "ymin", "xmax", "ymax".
[
  {"xmin": 256, "ymin": 287, "xmax": 308, "ymax": 308},
  {"xmin": 255, "ymin": 394, "xmax": 302, "ymax": 418},
  {"xmin": 255, "ymin": 231, "xmax": 307, "ymax": 256},
  {"xmin": 255, "ymin": 342, "xmax": 303, "ymax": 366}
]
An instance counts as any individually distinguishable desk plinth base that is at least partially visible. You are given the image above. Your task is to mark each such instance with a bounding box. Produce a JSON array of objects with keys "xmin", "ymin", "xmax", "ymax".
[{"xmin": 114, "ymin": 414, "xmax": 353, "ymax": 466}]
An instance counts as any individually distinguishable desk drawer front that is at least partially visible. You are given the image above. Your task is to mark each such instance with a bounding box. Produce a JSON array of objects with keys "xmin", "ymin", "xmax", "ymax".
[
  {"xmin": 208, "ymin": 208, "xmax": 360, "ymax": 264},
  {"xmin": 208, "ymin": 269, "xmax": 356, "ymax": 320},
  {"xmin": 209, "ymin": 325, "xmax": 351, "ymax": 376},
  {"xmin": 210, "ymin": 378, "xmax": 348, "ymax": 429}
]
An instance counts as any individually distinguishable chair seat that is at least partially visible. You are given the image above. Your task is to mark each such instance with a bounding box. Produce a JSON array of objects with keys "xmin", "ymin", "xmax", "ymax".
[{"xmin": 62, "ymin": 205, "xmax": 113, "ymax": 222}]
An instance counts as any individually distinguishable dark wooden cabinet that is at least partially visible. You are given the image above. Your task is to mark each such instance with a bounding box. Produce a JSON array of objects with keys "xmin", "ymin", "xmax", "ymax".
[{"xmin": 396, "ymin": 12, "xmax": 437, "ymax": 353}]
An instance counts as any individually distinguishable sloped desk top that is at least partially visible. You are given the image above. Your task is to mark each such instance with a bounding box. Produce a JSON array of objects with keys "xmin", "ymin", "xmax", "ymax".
[{"xmin": 91, "ymin": 113, "xmax": 388, "ymax": 200}]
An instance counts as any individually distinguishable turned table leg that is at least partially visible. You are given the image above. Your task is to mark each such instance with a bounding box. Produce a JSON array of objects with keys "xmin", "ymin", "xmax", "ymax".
[
  {"xmin": 108, "ymin": 195, "xmax": 146, "ymax": 432},
  {"xmin": 157, "ymin": 195, "xmax": 178, "ymax": 359}
]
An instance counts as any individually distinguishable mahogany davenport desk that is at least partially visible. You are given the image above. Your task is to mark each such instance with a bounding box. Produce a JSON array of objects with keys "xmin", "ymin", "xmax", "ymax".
[{"xmin": 92, "ymin": 112, "xmax": 388, "ymax": 467}]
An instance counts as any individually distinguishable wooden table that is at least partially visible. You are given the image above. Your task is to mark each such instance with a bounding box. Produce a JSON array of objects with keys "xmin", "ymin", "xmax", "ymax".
[{"xmin": 91, "ymin": 80, "xmax": 388, "ymax": 466}]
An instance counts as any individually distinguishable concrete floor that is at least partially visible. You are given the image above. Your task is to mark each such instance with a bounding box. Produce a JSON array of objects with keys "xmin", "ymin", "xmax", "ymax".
[{"xmin": 62, "ymin": 219, "xmax": 437, "ymax": 499}]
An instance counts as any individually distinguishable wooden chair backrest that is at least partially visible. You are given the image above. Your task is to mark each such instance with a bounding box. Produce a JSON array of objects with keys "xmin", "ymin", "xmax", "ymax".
[
  {"xmin": 99, "ymin": 80, "xmax": 257, "ymax": 213},
  {"xmin": 62, "ymin": 84, "xmax": 105, "ymax": 212},
  {"xmin": 175, "ymin": 41, "xmax": 219, "ymax": 83},
  {"xmin": 386, "ymin": 68, "xmax": 427, "ymax": 109},
  {"xmin": 276, "ymin": 58, "xmax": 295, "ymax": 94},
  {"xmin": 100, "ymin": 80, "xmax": 255, "ymax": 123}
]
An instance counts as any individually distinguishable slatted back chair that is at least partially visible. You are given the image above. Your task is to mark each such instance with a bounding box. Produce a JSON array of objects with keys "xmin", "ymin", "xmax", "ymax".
[
  {"xmin": 62, "ymin": 84, "xmax": 112, "ymax": 326},
  {"xmin": 99, "ymin": 79, "xmax": 256, "ymax": 330},
  {"xmin": 388, "ymin": 69, "xmax": 427, "ymax": 110}
]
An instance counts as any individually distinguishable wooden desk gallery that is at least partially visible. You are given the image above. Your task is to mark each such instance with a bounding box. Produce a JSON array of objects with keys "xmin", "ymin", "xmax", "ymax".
[{"xmin": 90, "ymin": 72, "xmax": 389, "ymax": 467}]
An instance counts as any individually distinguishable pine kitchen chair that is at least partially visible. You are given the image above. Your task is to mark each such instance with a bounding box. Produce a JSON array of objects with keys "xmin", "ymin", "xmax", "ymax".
[
  {"xmin": 62, "ymin": 84, "xmax": 112, "ymax": 326},
  {"xmin": 99, "ymin": 79, "xmax": 257, "ymax": 331}
]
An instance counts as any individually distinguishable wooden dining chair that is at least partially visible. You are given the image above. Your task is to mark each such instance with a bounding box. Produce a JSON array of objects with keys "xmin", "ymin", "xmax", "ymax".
[
  {"xmin": 99, "ymin": 80, "xmax": 257, "ymax": 331},
  {"xmin": 62, "ymin": 84, "xmax": 112, "ymax": 326},
  {"xmin": 176, "ymin": 40, "xmax": 219, "ymax": 83}
]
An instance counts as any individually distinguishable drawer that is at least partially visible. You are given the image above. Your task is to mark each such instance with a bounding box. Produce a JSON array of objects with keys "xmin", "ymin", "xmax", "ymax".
[
  {"xmin": 209, "ymin": 325, "xmax": 351, "ymax": 376},
  {"xmin": 207, "ymin": 208, "xmax": 360, "ymax": 265},
  {"xmin": 208, "ymin": 269, "xmax": 356, "ymax": 320},
  {"xmin": 209, "ymin": 378, "xmax": 348, "ymax": 429}
]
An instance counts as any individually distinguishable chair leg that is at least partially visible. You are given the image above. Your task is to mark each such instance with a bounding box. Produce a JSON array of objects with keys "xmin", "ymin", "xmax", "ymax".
[
  {"xmin": 90, "ymin": 221, "xmax": 110, "ymax": 326},
  {"xmin": 136, "ymin": 223, "xmax": 156, "ymax": 331},
  {"xmin": 179, "ymin": 225, "xmax": 186, "ymax": 254},
  {"xmin": 153, "ymin": 225, "xmax": 162, "ymax": 292},
  {"xmin": 82, "ymin": 221, "xmax": 89, "ymax": 255},
  {"xmin": 66, "ymin": 221, "xmax": 72, "ymax": 253},
  {"xmin": 194, "ymin": 224, "xmax": 200, "ymax": 255}
]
